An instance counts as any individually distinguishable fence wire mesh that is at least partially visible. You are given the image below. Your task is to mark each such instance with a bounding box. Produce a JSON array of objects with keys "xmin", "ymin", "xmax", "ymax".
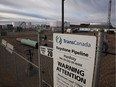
[
  {"xmin": 0, "ymin": 44, "xmax": 53, "ymax": 87},
  {"xmin": 0, "ymin": 31, "xmax": 115, "ymax": 87}
]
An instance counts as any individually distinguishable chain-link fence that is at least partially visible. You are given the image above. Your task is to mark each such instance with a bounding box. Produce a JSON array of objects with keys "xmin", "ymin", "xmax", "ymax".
[
  {"xmin": 0, "ymin": 31, "xmax": 115, "ymax": 87},
  {"xmin": 0, "ymin": 41, "xmax": 53, "ymax": 87}
]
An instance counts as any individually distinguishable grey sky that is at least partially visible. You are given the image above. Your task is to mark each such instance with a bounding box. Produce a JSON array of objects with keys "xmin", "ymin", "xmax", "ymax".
[{"xmin": 0, "ymin": 0, "xmax": 115, "ymax": 26}]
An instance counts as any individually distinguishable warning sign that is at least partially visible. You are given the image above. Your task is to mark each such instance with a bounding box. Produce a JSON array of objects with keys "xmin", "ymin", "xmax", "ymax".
[
  {"xmin": 40, "ymin": 46, "xmax": 53, "ymax": 58},
  {"xmin": 53, "ymin": 33, "xmax": 96, "ymax": 87}
]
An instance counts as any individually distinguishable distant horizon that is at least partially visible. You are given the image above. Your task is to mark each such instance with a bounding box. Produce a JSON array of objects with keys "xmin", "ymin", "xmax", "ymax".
[
  {"xmin": 0, "ymin": 21, "xmax": 50, "ymax": 25},
  {"xmin": 0, "ymin": 21, "xmax": 116, "ymax": 28}
]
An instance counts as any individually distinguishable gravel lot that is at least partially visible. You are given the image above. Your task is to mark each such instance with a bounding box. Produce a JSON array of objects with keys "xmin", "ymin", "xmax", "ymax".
[{"xmin": 0, "ymin": 31, "xmax": 115, "ymax": 87}]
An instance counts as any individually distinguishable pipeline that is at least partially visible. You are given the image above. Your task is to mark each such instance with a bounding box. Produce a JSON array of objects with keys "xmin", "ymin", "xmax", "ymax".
[{"xmin": 16, "ymin": 38, "xmax": 38, "ymax": 49}]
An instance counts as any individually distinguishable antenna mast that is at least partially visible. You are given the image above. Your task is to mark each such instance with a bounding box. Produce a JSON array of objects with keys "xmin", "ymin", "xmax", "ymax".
[{"xmin": 107, "ymin": 0, "xmax": 112, "ymax": 28}]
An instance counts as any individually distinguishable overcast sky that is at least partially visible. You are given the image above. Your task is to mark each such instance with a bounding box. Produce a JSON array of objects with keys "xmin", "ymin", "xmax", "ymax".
[{"xmin": 0, "ymin": 0, "xmax": 115, "ymax": 26}]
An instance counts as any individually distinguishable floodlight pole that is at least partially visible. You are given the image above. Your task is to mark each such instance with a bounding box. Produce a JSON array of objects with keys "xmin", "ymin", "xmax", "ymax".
[
  {"xmin": 93, "ymin": 29, "xmax": 104, "ymax": 87},
  {"xmin": 62, "ymin": 0, "xmax": 65, "ymax": 33}
]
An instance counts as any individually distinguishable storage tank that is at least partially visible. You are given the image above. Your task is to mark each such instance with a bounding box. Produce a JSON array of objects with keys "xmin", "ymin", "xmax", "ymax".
[
  {"xmin": 12, "ymin": 22, "xmax": 19, "ymax": 27},
  {"xmin": 49, "ymin": 21, "xmax": 70, "ymax": 28},
  {"xmin": 66, "ymin": 28, "xmax": 72, "ymax": 33},
  {"xmin": 90, "ymin": 22, "xmax": 107, "ymax": 25},
  {"xmin": 26, "ymin": 22, "xmax": 32, "ymax": 28},
  {"xmin": 12, "ymin": 22, "xmax": 26, "ymax": 28}
]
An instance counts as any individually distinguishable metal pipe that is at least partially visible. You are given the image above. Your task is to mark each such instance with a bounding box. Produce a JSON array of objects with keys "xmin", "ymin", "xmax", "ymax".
[{"xmin": 16, "ymin": 38, "xmax": 38, "ymax": 49}]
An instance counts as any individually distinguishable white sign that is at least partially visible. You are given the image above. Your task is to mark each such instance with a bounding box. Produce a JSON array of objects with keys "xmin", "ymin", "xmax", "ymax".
[
  {"xmin": 6, "ymin": 43, "xmax": 14, "ymax": 54},
  {"xmin": 1, "ymin": 40, "xmax": 14, "ymax": 54},
  {"xmin": 53, "ymin": 33, "xmax": 96, "ymax": 87},
  {"xmin": 40, "ymin": 46, "xmax": 53, "ymax": 58},
  {"xmin": 1, "ymin": 39, "xmax": 7, "ymax": 46}
]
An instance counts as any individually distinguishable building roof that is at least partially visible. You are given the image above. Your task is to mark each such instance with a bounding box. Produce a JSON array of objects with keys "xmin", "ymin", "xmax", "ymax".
[{"xmin": 88, "ymin": 24, "xmax": 115, "ymax": 29}]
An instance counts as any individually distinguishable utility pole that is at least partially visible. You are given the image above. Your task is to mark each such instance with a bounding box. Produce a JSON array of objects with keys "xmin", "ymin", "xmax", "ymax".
[{"xmin": 62, "ymin": 0, "xmax": 65, "ymax": 33}]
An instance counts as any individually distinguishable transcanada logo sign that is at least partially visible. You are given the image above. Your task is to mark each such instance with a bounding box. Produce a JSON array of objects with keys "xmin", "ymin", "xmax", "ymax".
[
  {"xmin": 63, "ymin": 39, "xmax": 91, "ymax": 47},
  {"xmin": 56, "ymin": 36, "xmax": 91, "ymax": 47},
  {"xmin": 56, "ymin": 36, "xmax": 62, "ymax": 45}
]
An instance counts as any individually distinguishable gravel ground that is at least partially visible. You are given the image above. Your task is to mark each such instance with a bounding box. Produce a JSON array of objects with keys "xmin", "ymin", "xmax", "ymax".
[{"xmin": 0, "ymin": 31, "xmax": 115, "ymax": 87}]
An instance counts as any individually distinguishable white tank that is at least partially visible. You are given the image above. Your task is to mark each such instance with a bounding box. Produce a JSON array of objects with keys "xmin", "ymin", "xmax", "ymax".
[
  {"xmin": 49, "ymin": 21, "xmax": 70, "ymax": 27},
  {"xmin": 90, "ymin": 22, "xmax": 107, "ymax": 25},
  {"xmin": 26, "ymin": 22, "xmax": 32, "ymax": 28},
  {"xmin": 12, "ymin": 22, "xmax": 20, "ymax": 27},
  {"xmin": 12, "ymin": 22, "xmax": 26, "ymax": 28},
  {"xmin": 66, "ymin": 28, "xmax": 72, "ymax": 33}
]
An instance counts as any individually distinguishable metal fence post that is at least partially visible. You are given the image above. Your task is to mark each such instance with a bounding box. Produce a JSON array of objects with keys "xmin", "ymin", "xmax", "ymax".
[
  {"xmin": 13, "ymin": 49, "xmax": 18, "ymax": 83},
  {"xmin": 1, "ymin": 46, "xmax": 5, "ymax": 65},
  {"xmin": 38, "ymin": 30, "xmax": 43, "ymax": 87},
  {"xmin": 93, "ymin": 29, "xmax": 104, "ymax": 87},
  {"xmin": 3, "ymin": 46, "xmax": 7, "ymax": 69}
]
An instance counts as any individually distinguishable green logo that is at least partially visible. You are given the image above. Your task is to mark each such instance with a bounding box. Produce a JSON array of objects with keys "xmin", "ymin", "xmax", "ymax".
[{"xmin": 56, "ymin": 36, "xmax": 62, "ymax": 44}]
